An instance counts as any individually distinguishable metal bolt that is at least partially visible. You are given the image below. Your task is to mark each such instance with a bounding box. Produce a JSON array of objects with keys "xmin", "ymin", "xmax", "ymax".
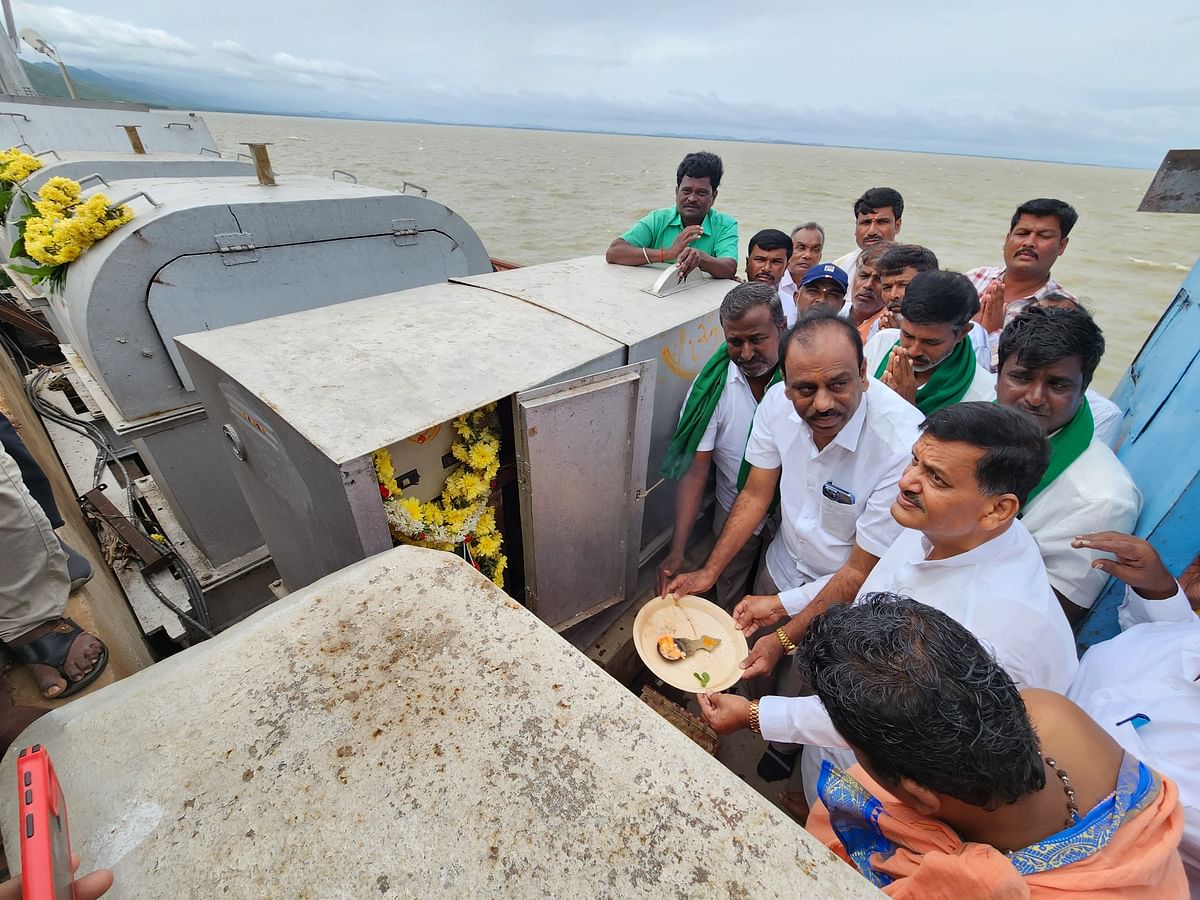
[{"xmin": 141, "ymin": 348, "xmax": 154, "ymax": 358}]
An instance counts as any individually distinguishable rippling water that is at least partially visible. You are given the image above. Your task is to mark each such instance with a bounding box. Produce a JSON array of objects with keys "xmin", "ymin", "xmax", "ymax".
[{"xmin": 206, "ymin": 112, "xmax": 1200, "ymax": 392}]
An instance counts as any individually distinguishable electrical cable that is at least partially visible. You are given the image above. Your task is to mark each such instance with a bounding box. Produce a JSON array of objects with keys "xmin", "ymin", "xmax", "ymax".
[{"xmin": 23, "ymin": 366, "xmax": 214, "ymax": 636}]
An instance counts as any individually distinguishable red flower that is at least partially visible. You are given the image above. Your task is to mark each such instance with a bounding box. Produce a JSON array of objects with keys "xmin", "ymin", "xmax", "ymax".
[
  {"xmin": 464, "ymin": 534, "xmax": 473, "ymax": 543},
  {"xmin": 379, "ymin": 485, "xmax": 390, "ymax": 498}
]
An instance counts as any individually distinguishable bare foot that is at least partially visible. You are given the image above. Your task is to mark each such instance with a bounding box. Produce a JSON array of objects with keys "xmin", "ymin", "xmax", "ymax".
[{"xmin": 8, "ymin": 620, "xmax": 105, "ymax": 699}]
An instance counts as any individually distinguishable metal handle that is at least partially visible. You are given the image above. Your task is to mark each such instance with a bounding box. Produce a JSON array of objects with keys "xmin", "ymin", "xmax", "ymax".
[
  {"xmin": 77, "ymin": 173, "xmax": 110, "ymax": 188},
  {"xmin": 33, "ymin": 149, "xmax": 62, "ymax": 160},
  {"xmin": 401, "ymin": 181, "xmax": 429, "ymax": 198},
  {"xmin": 198, "ymin": 147, "xmax": 221, "ymax": 157},
  {"xmin": 0, "ymin": 112, "xmax": 29, "ymax": 122},
  {"xmin": 222, "ymin": 425, "xmax": 246, "ymax": 461},
  {"xmin": 331, "ymin": 169, "xmax": 357, "ymax": 184},
  {"xmin": 236, "ymin": 152, "xmax": 252, "ymax": 162},
  {"xmin": 165, "ymin": 122, "xmax": 194, "ymax": 130},
  {"xmin": 110, "ymin": 190, "xmax": 163, "ymax": 209}
]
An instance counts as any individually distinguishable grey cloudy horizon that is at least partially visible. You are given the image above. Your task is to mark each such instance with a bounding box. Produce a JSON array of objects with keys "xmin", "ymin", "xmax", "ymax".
[{"xmin": 11, "ymin": 0, "xmax": 1200, "ymax": 168}]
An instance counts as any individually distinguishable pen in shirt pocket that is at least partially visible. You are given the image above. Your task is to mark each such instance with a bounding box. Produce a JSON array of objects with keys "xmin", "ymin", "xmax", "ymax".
[{"xmin": 822, "ymin": 482, "xmax": 856, "ymax": 505}]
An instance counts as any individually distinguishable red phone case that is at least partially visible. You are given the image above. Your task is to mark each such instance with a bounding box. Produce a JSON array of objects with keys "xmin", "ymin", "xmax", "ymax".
[{"xmin": 16, "ymin": 745, "xmax": 75, "ymax": 900}]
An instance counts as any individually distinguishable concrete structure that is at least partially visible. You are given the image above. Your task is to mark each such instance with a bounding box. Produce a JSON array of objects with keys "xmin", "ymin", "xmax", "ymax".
[{"xmin": 0, "ymin": 546, "xmax": 879, "ymax": 899}]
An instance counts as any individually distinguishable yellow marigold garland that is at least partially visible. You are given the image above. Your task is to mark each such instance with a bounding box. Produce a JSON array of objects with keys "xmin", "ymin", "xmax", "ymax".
[
  {"xmin": 9, "ymin": 175, "xmax": 134, "ymax": 293},
  {"xmin": 0, "ymin": 147, "xmax": 43, "ymax": 185},
  {"xmin": 374, "ymin": 404, "xmax": 506, "ymax": 587}
]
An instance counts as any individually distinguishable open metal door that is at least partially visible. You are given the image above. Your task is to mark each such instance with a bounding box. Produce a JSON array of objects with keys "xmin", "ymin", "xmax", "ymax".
[{"xmin": 515, "ymin": 361, "xmax": 655, "ymax": 631}]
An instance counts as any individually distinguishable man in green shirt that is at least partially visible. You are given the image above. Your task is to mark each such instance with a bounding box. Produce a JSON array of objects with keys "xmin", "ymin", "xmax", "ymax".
[{"xmin": 606, "ymin": 151, "xmax": 738, "ymax": 280}]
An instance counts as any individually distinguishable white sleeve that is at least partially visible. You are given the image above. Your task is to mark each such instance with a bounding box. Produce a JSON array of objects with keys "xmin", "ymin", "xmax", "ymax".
[
  {"xmin": 1029, "ymin": 492, "xmax": 1141, "ymax": 610},
  {"xmin": 1117, "ymin": 582, "xmax": 1196, "ymax": 630},
  {"xmin": 757, "ymin": 694, "xmax": 849, "ymax": 749},
  {"xmin": 743, "ymin": 390, "xmax": 781, "ymax": 470},
  {"xmin": 779, "ymin": 573, "xmax": 835, "ymax": 616},
  {"xmin": 852, "ymin": 453, "xmax": 908, "ymax": 559},
  {"xmin": 695, "ymin": 402, "xmax": 720, "ymax": 453}
]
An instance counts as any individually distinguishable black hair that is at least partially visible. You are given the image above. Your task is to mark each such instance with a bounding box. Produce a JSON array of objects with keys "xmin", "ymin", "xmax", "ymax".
[
  {"xmin": 781, "ymin": 309, "xmax": 864, "ymax": 370},
  {"xmin": 719, "ymin": 281, "xmax": 786, "ymax": 329},
  {"xmin": 795, "ymin": 593, "xmax": 1046, "ymax": 810},
  {"xmin": 853, "ymin": 187, "xmax": 904, "ymax": 221},
  {"xmin": 900, "ymin": 270, "xmax": 979, "ymax": 328},
  {"xmin": 997, "ymin": 305, "xmax": 1105, "ymax": 390},
  {"xmin": 676, "ymin": 151, "xmax": 724, "ymax": 190},
  {"xmin": 919, "ymin": 402, "xmax": 1050, "ymax": 507},
  {"xmin": 856, "ymin": 240, "xmax": 897, "ymax": 271},
  {"xmin": 1010, "ymin": 198, "xmax": 1078, "ymax": 238},
  {"xmin": 877, "ymin": 244, "xmax": 939, "ymax": 278},
  {"xmin": 748, "ymin": 228, "xmax": 794, "ymax": 258}
]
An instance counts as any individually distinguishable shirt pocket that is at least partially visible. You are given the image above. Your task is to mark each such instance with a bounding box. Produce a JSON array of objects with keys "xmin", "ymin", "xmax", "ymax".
[{"xmin": 819, "ymin": 494, "xmax": 859, "ymax": 543}]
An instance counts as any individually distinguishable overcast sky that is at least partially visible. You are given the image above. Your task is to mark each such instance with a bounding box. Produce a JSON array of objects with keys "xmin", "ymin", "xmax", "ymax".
[{"xmin": 11, "ymin": 1, "xmax": 1200, "ymax": 167}]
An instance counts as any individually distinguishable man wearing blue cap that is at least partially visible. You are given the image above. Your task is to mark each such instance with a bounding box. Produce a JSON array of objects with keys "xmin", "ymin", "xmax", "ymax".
[{"xmin": 789, "ymin": 263, "xmax": 848, "ymax": 325}]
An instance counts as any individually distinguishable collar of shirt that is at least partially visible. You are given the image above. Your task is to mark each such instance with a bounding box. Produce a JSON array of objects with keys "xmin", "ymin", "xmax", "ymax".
[
  {"xmin": 666, "ymin": 206, "xmax": 711, "ymax": 237},
  {"xmin": 916, "ymin": 522, "xmax": 1019, "ymax": 568},
  {"xmin": 788, "ymin": 387, "xmax": 870, "ymax": 456}
]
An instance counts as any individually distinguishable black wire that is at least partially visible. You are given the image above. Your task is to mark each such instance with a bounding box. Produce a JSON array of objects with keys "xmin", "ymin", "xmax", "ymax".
[{"xmin": 24, "ymin": 367, "xmax": 214, "ymax": 635}]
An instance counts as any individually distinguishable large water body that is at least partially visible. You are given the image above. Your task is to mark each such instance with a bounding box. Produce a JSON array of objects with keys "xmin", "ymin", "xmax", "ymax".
[{"xmin": 206, "ymin": 112, "xmax": 1200, "ymax": 393}]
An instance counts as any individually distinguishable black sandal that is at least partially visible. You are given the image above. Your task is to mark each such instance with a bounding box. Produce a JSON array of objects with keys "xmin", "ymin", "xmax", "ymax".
[{"xmin": 10, "ymin": 618, "xmax": 108, "ymax": 700}]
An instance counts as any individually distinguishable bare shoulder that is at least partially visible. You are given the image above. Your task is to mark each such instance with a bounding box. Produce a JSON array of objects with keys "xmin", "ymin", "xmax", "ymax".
[{"xmin": 1021, "ymin": 689, "xmax": 1126, "ymax": 808}]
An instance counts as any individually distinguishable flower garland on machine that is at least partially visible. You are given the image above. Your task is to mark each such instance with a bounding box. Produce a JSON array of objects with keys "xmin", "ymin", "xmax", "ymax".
[
  {"xmin": 7, "ymin": 170, "xmax": 135, "ymax": 293},
  {"xmin": 0, "ymin": 147, "xmax": 44, "ymax": 217},
  {"xmin": 373, "ymin": 404, "xmax": 506, "ymax": 587}
]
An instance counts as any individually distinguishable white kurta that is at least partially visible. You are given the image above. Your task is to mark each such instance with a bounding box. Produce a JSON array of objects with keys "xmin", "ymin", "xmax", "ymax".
[
  {"xmin": 743, "ymin": 379, "xmax": 923, "ymax": 608},
  {"xmin": 862, "ymin": 328, "xmax": 996, "ymax": 405},
  {"xmin": 1020, "ymin": 438, "xmax": 1142, "ymax": 609},
  {"xmin": 759, "ymin": 522, "xmax": 1079, "ymax": 748},
  {"xmin": 1068, "ymin": 584, "xmax": 1199, "ymax": 890}
]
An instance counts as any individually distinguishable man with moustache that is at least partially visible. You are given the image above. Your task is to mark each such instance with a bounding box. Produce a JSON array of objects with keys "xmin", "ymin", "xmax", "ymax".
[
  {"xmin": 830, "ymin": 187, "xmax": 904, "ymax": 286},
  {"xmin": 870, "ymin": 243, "xmax": 939, "ymax": 338},
  {"xmin": 844, "ymin": 242, "xmax": 893, "ymax": 339},
  {"xmin": 864, "ymin": 270, "xmax": 996, "ymax": 413},
  {"xmin": 744, "ymin": 229, "xmax": 793, "ymax": 289},
  {"xmin": 658, "ymin": 283, "xmax": 787, "ymax": 608},
  {"xmin": 606, "ymin": 150, "xmax": 738, "ymax": 279},
  {"xmin": 699, "ymin": 403, "xmax": 1078, "ymax": 796},
  {"xmin": 995, "ymin": 306, "xmax": 1140, "ymax": 625},
  {"xmin": 666, "ymin": 312, "xmax": 923, "ymax": 780},
  {"xmin": 967, "ymin": 198, "xmax": 1078, "ymax": 367},
  {"xmin": 777, "ymin": 222, "xmax": 825, "ymax": 323},
  {"xmin": 793, "ymin": 263, "xmax": 849, "ymax": 318}
]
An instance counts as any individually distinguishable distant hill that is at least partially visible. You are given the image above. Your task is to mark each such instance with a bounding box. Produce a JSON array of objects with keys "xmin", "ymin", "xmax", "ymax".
[{"xmin": 19, "ymin": 60, "xmax": 218, "ymax": 108}]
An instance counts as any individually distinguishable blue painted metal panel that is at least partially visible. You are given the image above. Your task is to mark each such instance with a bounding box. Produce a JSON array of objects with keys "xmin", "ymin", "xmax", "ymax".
[{"xmin": 1079, "ymin": 258, "xmax": 1200, "ymax": 648}]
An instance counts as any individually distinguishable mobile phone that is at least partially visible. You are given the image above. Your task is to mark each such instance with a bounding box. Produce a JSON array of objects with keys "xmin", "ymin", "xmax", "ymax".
[
  {"xmin": 821, "ymin": 481, "xmax": 856, "ymax": 505},
  {"xmin": 16, "ymin": 745, "xmax": 75, "ymax": 900}
]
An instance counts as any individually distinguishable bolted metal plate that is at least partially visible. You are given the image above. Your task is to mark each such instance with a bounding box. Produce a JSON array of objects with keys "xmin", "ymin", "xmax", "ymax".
[{"xmin": 1138, "ymin": 149, "xmax": 1200, "ymax": 213}]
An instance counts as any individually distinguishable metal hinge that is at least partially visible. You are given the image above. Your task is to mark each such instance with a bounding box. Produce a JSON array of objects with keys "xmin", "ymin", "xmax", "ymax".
[
  {"xmin": 214, "ymin": 232, "xmax": 258, "ymax": 266},
  {"xmin": 392, "ymin": 218, "xmax": 418, "ymax": 247}
]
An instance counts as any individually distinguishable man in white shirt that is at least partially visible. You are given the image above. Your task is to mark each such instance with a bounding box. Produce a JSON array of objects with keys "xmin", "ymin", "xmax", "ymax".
[
  {"xmin": 842, "ymin": 241, "xmax": 892, "ymax": 333},
  {"xmin": 1034, "ymin": 292, "xmax": 1123, "ymax": 449},
  {"xmin": 830, "ymin": 187, "xmax": 904, "ymax": 287},
  {"xmin": 699, "ymin": 403, "xmax": 1077, "ymax": 788},
  {"xmin": 777, "ymin": 222, "xmax": 824, "ymax": 323},
  {"xmin": 864, "ymin": 270, "xmax": 996, "ymax": 414},
  {"xmin": 658, "ymin": 283, "xmax": 787, "ymax": 608},
  {"xmin": 1066, "ymin": 530, "xmax": 1199, "ymax": 893},
  {"xmin": 743, "ymin": 229, "xmax": 793, "ymax": 290},
  {"xmin": 996, "ymin": 306, "xmax": 1141, "ymax": 624},
  {"xmin": 665, "ymin": 311, "xmax": 923, "ymax": 622}
]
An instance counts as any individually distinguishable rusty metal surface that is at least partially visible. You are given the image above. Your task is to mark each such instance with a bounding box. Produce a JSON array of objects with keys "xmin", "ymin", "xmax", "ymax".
[
  {"xmin": 0, "ymin": 546, "xmax": 880, "ymax": 899},
  {"xmin": 1138, "ymin": 149, "xmax": 1200, "ymax": 213}
]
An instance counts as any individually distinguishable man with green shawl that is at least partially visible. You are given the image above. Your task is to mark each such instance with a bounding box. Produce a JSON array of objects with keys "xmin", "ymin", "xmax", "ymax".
[
  {"xmin": 864, "ymin": 270, "xmax": 996, "ymax": 414},
  {"xmin": 657, "ymin": 282, "xmax": 786, "ymax": 608},
  {"xmin": 996, "ymin": 305, "xmax": 1141, "ymax": 626}
]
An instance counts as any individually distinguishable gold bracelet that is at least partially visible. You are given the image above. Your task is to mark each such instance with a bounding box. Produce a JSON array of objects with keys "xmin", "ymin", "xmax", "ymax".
[
  {"xmin": 748, "ymin": 700, "xmax": 761, "ymax": 735},
  {"xmin": 776, "ymin": 627, "xmax": 797, "ymax": 654}
]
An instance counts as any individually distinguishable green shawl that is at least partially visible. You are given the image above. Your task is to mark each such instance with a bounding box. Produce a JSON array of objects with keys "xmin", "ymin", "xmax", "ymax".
[
  {"xmin": 1020, "ymin": 397, "xmax": 1094, "ymax": 513},
  {"xmin": 660, "ymin": 344, "xmax": 781, "ymax": 480},
  {"xmin": 874, "ymin": 336, "xmax": 978, "ymax": 415}
]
